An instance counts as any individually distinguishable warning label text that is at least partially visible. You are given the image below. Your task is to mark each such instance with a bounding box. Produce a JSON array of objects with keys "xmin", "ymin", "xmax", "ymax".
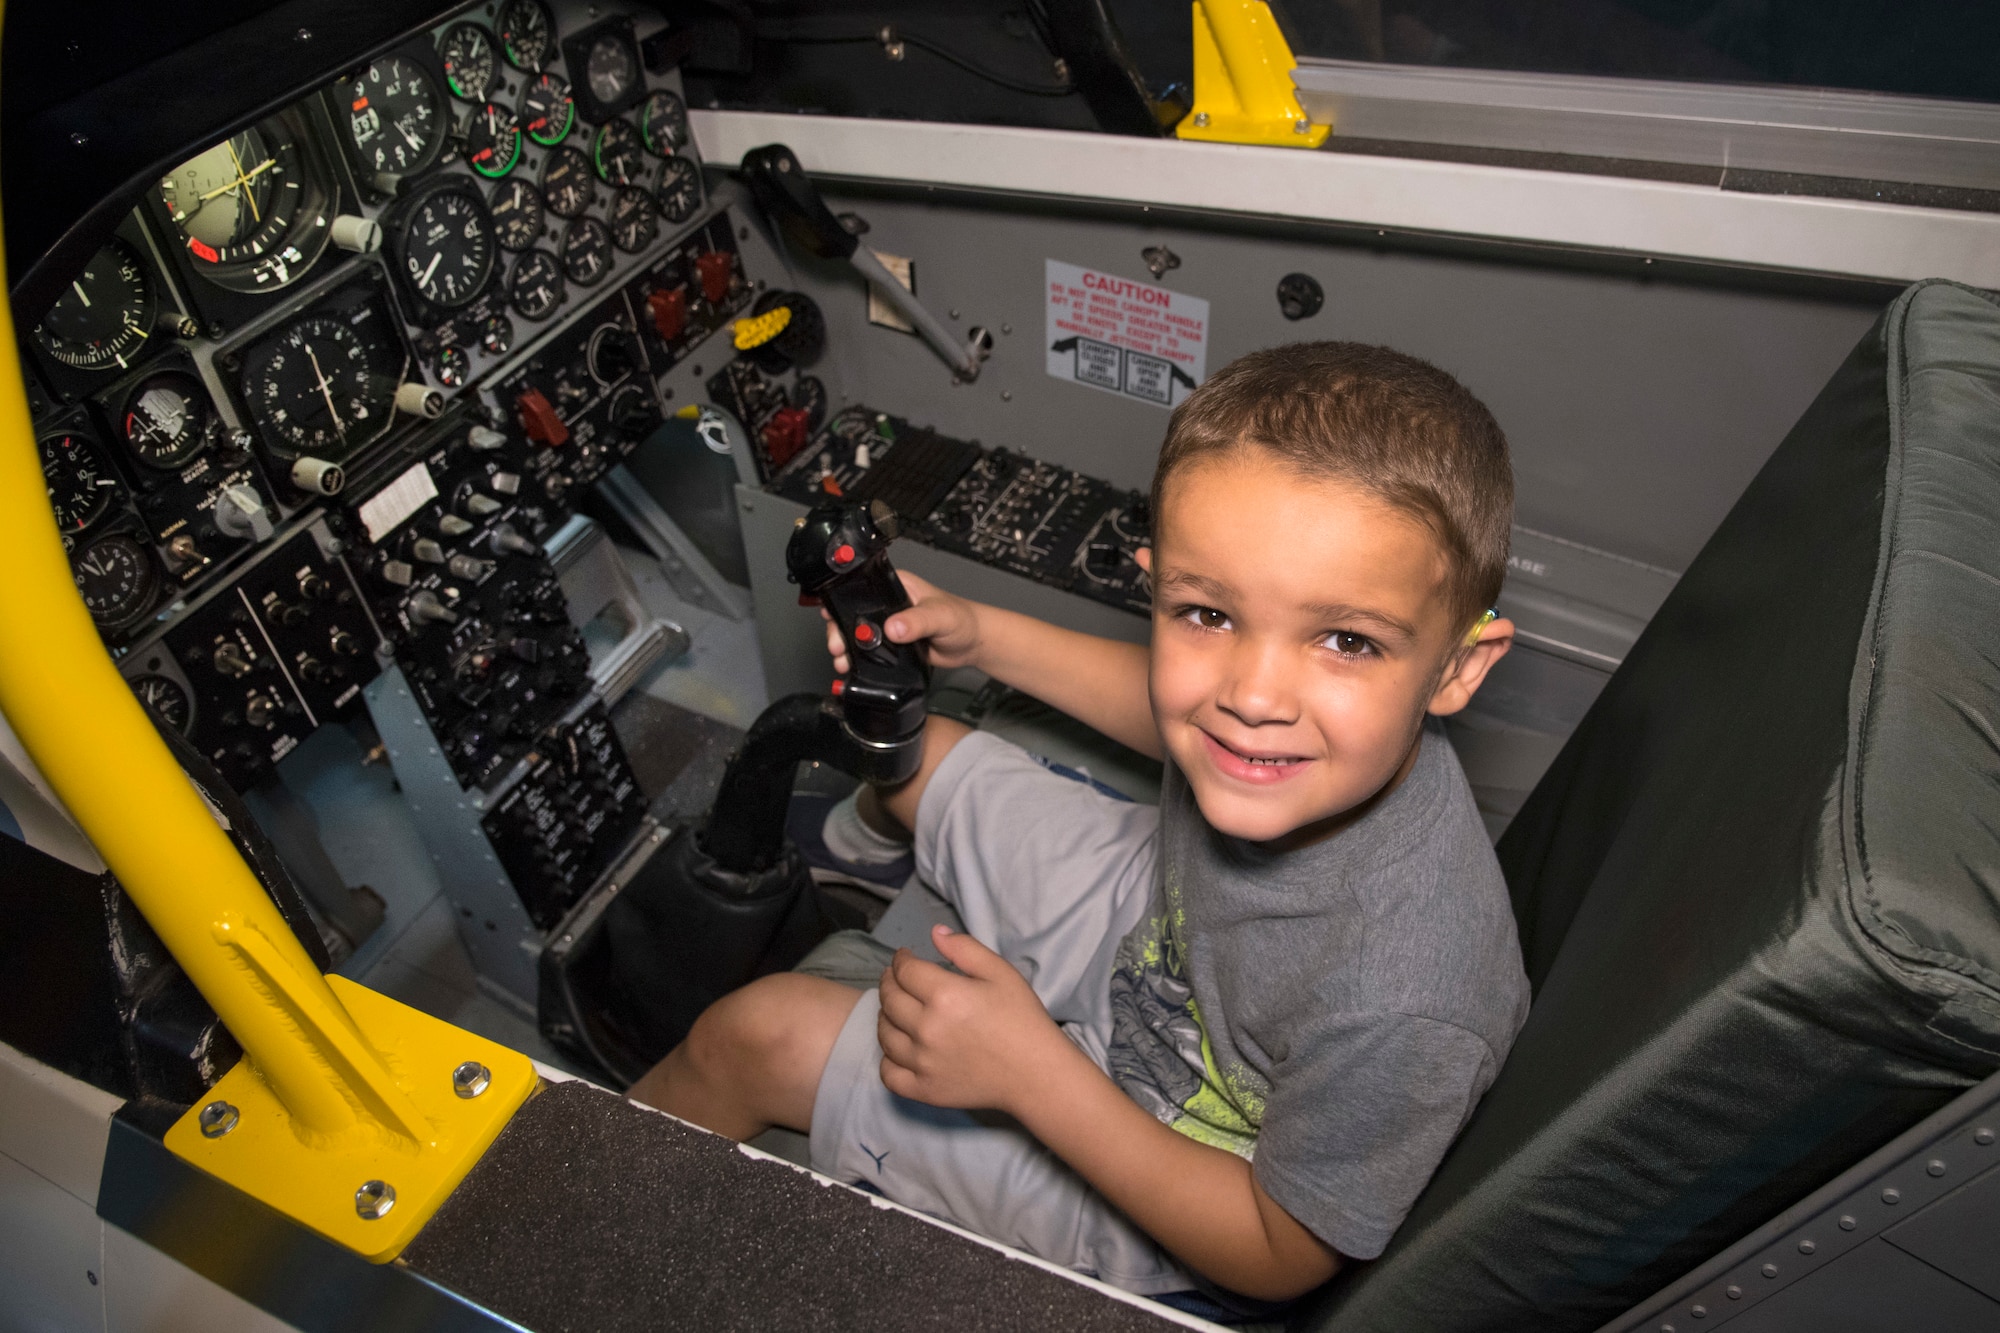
[{"xmin": 1044, "ymin": 259, "xmax": 1208, "ymax": 409}]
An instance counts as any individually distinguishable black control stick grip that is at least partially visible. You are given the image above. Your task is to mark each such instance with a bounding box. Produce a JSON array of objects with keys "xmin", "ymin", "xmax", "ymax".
[
  {"xmin": 741, "ymin": 144, "xmax": 859, "ymax": 262},
  {"xmin": 786, "ymin": 501, "xmax": 929, "ymax": 770}
]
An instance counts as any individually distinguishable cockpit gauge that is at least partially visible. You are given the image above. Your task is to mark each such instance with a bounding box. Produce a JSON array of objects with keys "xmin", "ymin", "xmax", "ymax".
[
  {"xmin": 157, "ymin": 113, "xmax": 333, "ymax": 294},
  {"xmin": 583, "ymin": 31, "xmax": 639, "ymax": 109},
  {"xmin": 39, "ymin": 430, "xmax": 116, "ymax": 534},
  {"xmin": 132, "ymin": 674, "xmax": 193, "ymax": 734},
  {"xmin": 593, "ymin": 119, "xmax": 646, "ymax": 187},
  {"xmin": 655, "ymin": 155, "xmax": 703, "ymax": 226},
  {"xmin": 440, "ymin": 23, "xmax": 499, "ymax": 103},
  {"xmin": 609, "ymin": 188, "xmax": 659, "ymax": 253},
  {"xmin": 540, "ymin": 146, "xmax": 594, "ymax": 218},
  {"xmin": 464, "ymin": 101, "xmax": 523, "ymax": 179},
  {"xmin": 639, "ymin": 91, "xmax": 689, "ymax": 157},
  {"xmin": 33, "ymin": 240, "xmax": 156, "ymax": 374},
  {"xmin": 490, "ymin": 178, "xmax": 545, "ymax": 250},
  {"xmin": 341, "ymin": 55, "xmax": 444, "ymax": 176},
  {"xmin": 481, "ymin": 314, "xmax": 515, "ymax": 355},
  {"xmin": 498, "ymin": 0, "xmax": 555, "ymax": 71},
  {"xmin": 394, "ymin": 181, "xmax": 497, "ymax": 312},
  {"xmin": 121, "ymin": 370, "xmax": 222, "ymax": 469},
  {"xmin": 434, "ymin": 344, "xmax": 471, "ymax": 388},
  {"xmin": 520, "ymin": 72, "xmax": 574, "ymax": 146},
  {"xmin": 239, "ymin": 315, "xmax": 393, "ymax": 459},
  {"xmin": 510, "ymin": 250, "xmax": 565, "ymax": 320},
  {"xmin": 560, "ymin": 217, "xmax": 613, "ymax": 287},
  {"xmin": 72, "ymin": 533, "xmax": 159, "ymax": 628}
]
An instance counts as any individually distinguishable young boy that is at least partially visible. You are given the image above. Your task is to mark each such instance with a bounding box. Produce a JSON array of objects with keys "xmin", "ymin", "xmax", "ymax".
[{"xmin": 630, "ymin": 342, "xmax": 1531, "ymax": 1304}]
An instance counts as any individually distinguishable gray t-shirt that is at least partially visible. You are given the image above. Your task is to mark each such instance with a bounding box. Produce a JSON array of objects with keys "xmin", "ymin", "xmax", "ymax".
[{"xmin": 1105, "ymin": 719, "xmax": 1530, "ymax": 1261}]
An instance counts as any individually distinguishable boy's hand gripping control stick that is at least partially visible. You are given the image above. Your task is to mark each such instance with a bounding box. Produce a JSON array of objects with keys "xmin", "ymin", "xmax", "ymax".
[{"xmin": 786, "ymin": 500, "xmax": 930, "ymax": 777}]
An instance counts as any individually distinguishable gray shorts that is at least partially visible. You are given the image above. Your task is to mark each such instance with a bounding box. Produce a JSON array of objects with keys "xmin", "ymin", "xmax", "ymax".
[{"xmin": 807, "ymin": 730, "xmax": 1193, "ymax": 1294}]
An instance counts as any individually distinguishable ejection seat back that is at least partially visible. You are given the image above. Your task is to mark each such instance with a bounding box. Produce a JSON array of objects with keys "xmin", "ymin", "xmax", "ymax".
[{"xmin": 1303, "ymin": 280, "xmax": 2000, "ymax": 1332}]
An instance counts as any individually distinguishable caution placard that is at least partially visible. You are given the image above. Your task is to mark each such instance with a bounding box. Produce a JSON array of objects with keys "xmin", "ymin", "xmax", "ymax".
[{"xmin": 1044, "ymin": 259, "xmax": 1208, "ymax": 409}]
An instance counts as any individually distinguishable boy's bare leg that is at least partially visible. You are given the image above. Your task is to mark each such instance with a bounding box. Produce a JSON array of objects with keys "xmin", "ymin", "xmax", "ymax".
[{"xmin": 628, "ymin": 973, "xmax": 862, "ymax": 1140}]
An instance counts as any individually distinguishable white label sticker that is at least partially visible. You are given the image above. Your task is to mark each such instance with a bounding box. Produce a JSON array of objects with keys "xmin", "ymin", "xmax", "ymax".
[
  {"xmin": 358, "ymin": 461, "xmax": 438, "ymax": 542},
  {"xmin": 1044, "ymin": 259, "xmax": 1208, "ymax": 409},
  {"xmin": 866, "ymin": 250, "xmax": 916, "ymax": 333}
]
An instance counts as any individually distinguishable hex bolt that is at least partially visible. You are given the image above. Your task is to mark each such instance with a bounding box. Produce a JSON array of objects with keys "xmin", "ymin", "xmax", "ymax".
[
  {"xmin": 1928, "ymin": 1158, "xmax": 1947, "ymax": 1176},
  {"xmin": 355, "ymin": 1180, "xmax": 396, "ymax": 1219},
  {"xmin": 198, "ymin": 1100, "xmax": 240, "ymax": 1138},
  {"xmin": 453, "ymin": 1061, "xmax": 492, "ymax": 1099},
  {"xmin": 1294, "ymin": 119, "xmax": 1311, "ymax": 134},
  {"xmin": 1193, "ymin": 112, "xmax": 1211, "ymax": 128}
]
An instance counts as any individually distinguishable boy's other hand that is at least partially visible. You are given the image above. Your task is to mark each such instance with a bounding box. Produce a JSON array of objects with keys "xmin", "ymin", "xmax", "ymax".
[
  {"xmin": 823, "ymin": 571, "xmax": 982, "ymax": 675},
  {"xmin": 876, "ymin": 925, "xmax": 1063, "ymax": 1113}
]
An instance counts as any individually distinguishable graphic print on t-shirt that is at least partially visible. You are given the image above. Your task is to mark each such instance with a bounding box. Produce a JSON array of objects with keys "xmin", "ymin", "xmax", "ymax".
[{"xmin": 1106, "ymin": 869, "xmax": 1265, "ymax": 1157}]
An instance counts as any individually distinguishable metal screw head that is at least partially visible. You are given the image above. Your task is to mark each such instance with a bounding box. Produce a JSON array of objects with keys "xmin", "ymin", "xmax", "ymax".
[
  {"xmin": 1192, "ymin": 111, "xmax": 1211, "ymax": 128},
  {"xmin": 1294, "ymin": 119, "xmax": 1311, "ymax": 134},
  {"xmin": 1690, "ymin": 1304, "xmax": 1707, "ymax": 1319},
  {"xmin": 1928, "ymin": 1158, "xmax": 1947, "ymax": 1176},
  {"xmin": 1976, "ymin": 1127, "xmax": 1995, "ymax": 1146},
  {"xmin": 69, "ymin": 131, "xmax": 88, "ymax": 148},
  {"xmin": 295, "ymin": 26, "xmax": 312, "ymax": 41},
  {"xmin": 453, "ymin": 1061, "xmax": 492, "ymax": 1099},
  {"xmin": 1725, "ymin": 1285, "xmax": 1742, "ymax": 1300},
  {"xmin": 1882, "ymin": 1187, "xmax": 1901, "ymax": 1204},
  {"xmin": 1838, "ymin": 1214, "xmax": 1857, "ymax": 1230},
  {"xmin": 1761, "ymin": 1263, "xmax": 1779, "ymax": 1278},
  {"xmin": 198, "ymin": 1101, "xmax": 240, "ymax": 1138},
  {"xmin": 355, "ymin": 1180, "xmax": 396, "ymax": 1219},
  {"xmin": 1798, "ymin": 1239, "xmax": 1816, "ymax": 1254}
]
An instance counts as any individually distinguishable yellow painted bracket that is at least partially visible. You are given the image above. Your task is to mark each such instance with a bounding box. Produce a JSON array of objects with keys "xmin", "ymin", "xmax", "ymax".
[
  {"xmin": 1176, "ymin": 0, "xmax": 1330, "ymax": 149},
  {"xmin": 0, "ymin": 0, "xmax": 534, "ymax": 1263}
]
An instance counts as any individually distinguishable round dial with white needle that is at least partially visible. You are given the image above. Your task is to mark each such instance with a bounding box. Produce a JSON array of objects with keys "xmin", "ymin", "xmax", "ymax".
[
  {"xmin": 490, "ymin": 179, "xmax": 545, "ymax": 250},
  {"xmin": 655, "ymin": 155, "xmax": 702, "ymax": 225},
  {"xmin": 396, "ymin": 183, "xmax": 496, "ymax": 311},
  {"xmin": 342, "ymin": 55, "xmax": 444, "ymax": 176},
  {"xmin": 464, "ymin": 100, "xmax": 523, "ymax": 179},
  {"xmin": 498, "ymin": 0, "xmax": 554, "ymax": 70},
  {"xmin": 440, "ymin": 23, "xmax": 499, "ymax": 102},
  {"xmin": 39, "ymin": 431, "xmax": 117, "ymax": 534},
  {"xmin": 240, "ymin": 316, "xmax": 390, "ymax": 458},
  {"xmin": 72, "ymin": 534, "xmax": 159, "ymax": 628},
  {"xmin": 33, "ymin": 240, "xmax": 155, "ymax": 373},
  {"xmin": 540, "ymin": 146, "xmax": 593, "ymax": 218},
  {"xmin": 132, "ymin": 675, "xmax": 193, "ymax": 734}
]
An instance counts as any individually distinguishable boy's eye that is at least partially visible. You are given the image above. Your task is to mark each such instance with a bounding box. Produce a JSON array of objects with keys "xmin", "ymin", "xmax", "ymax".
[
  {"xmin": 1181, "ymin": 606, "xmax": 1231, "ymax": 631},
  {"xmin": 1324, "ymin": 631, "xmax": 1374, "ymax": 657}
]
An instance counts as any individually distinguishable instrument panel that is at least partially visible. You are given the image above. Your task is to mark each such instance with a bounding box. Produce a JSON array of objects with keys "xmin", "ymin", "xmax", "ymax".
[{"xmin": 25, "ymin": 0, "xmax": 714, "ymax": 655}]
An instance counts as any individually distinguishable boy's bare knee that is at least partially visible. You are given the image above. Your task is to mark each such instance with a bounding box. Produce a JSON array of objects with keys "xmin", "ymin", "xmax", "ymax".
[{"xmin": 876, "ymin": 713, "xmax": 974, "ymax": 833}]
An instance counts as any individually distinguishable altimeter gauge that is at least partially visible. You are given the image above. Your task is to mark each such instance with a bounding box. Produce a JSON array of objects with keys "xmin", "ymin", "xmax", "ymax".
[{"xmin": 341, "ymin": 55, "xmax": 445, "ymax": 176}]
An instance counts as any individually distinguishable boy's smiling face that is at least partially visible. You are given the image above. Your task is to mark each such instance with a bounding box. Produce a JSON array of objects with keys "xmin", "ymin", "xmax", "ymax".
[{"xmin": 1144, "ymin": 447, "xmax": 1512, "ymax": 847}]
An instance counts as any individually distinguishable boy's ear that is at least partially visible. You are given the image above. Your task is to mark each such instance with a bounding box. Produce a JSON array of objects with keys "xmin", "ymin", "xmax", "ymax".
[
  {"xmin": 1134, "ymin": 546, "xmax": 1152, "ymax": 573},
  {"xmin": 1427, "ymin": 617, "xmax": 1514, "ymax": 717}
]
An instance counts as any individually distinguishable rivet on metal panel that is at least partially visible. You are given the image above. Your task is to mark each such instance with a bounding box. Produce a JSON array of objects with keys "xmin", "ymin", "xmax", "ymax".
[
  {"xmin": 1977, "ymin": 1127, "xmax": 1996, "ymax": 1145},
  {"xmin": 1761, "ymin": 1264, "xmax": 1778, "ymax": 1278},
  {"xmin": 1839, "ymin": 1215, "xmax": 1857, "ymax": 1230},
  {"xmin": 1799, "ymin": 1239, "xmax": 1816, "ymax": 1254},
  {"xmin": 1690, "ymin": 1305, "xmax": 1707, "ymax": 1319},
  {"xmin": 1882, "ymin": 1188, "xmax": 1901, "ymax": 1205},
  {"xmin": 1725, "ymin": 1285, "xmax": 1742, "ymax": 1300},
  {"xmin": 1928, "ymin": 1159, "xmax": 1947, "ymax": 1176}
]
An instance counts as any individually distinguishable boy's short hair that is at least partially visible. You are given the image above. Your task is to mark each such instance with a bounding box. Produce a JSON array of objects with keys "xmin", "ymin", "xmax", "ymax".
[{"xmin": 1153, "ymin": 342, "xmax": 1513, "ymax": 631}]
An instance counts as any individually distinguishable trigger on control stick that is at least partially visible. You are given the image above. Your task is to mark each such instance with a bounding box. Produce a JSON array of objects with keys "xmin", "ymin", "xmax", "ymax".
[{"xmin": 785, "ymin": 500, "xmax": 929, "ymax": 772}]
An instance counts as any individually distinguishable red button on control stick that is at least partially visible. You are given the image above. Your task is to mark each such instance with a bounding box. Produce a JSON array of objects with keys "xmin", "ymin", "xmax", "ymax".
[
  {"xmin": 832, "ymin": 543, "xmax": 855, "ymax": 566},
  {"xmin": 831, "ymin": 678, "xmax": 845, "ymax": 696},
  {"xmin": 517, "ymin": 388, "xmax": 569, "ymax": 448},
  {"xmin": 694, "ymin": 251, "xmax": 734, "ymax": 305},
  {"xmin": 647, "ymin": 287, "xmax": 688, "ymax": 342},
  {"xmin": 853, "ymin": 622, "xmax": 877, "ymax": 645}
]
